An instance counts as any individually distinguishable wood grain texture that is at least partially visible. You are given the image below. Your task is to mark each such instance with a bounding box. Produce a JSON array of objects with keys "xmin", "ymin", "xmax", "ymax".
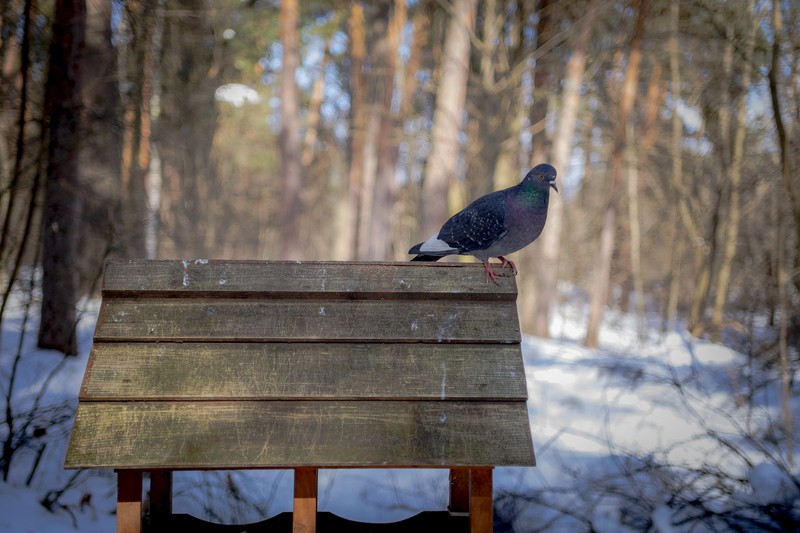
[
  {"xmin": 102, "ymin": 259, "xmax": 517, "ymax": 299},
  {"xmin": 293, "ymin": 468, "xmax": 317, "ymax": 533},
  {"xmin": 66, "ymin": 401, "xmax": 535, "ymax": 469},
  {"xmin": 80, "ymin": 342, "xmax": 527, "ymax": 401},
  {"xmin": 93, "ymin": 298, "xmax": 521, "ymax": 343},
  {"xmin": 448, "ymin": 468, "xmax": 470, "ymax": 515},
  {"xmin": 469, "ymin": 468, "xmax": 493, "ymax": 533},
  {"xmin": 117, "ymin": 470, "xmax": 142, "ymax": 533}
]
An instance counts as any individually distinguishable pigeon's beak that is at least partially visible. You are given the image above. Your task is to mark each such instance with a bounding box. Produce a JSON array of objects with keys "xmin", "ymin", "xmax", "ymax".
[{"xmin": 549, "ymin": 180, "xmax": 558, "ymax": 193}]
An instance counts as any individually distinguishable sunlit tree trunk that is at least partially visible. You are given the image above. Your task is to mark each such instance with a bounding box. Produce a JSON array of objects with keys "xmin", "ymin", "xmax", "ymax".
[
  {"xmin": 144, "ymin": 0, "xmax": 165, "ymax": 259},
  {"xmin": 333, "ymin": 3, "xmax": 365, "ymax": 260},
  {"xmin": 38, "ymin": 0, "xmax": 86, "ymax": 356},
  {"xmin": 278, "ymin": 0, "xmax": 302, "ymax": 259},
  {"xmin": 665, "ymin": 1, "xmax": 683, "ymax": 332},
  {"xmin": 366, "ymin": 0, "xmax": 406, "ymax": 260},
  {"xmin": 421, "ymin": 0, "xmax": 476, "ymax": 238},
  {"xmin": 585, "ymin": 0, "xmax": 646, "ymax": 349},
  {"xmin": 530, "ymin": 0, "xmax": 598, "ymax": 338}
]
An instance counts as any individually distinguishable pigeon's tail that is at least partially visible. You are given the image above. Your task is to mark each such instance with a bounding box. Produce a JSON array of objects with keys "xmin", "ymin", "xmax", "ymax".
[{"xmin": 410, "ymin": 254, "xmax": 443, "ymax": 262}]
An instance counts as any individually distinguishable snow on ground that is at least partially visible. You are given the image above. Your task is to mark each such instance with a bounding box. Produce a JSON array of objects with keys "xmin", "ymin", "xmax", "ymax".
[{"xmin": 0, "ymin": 291, "xmax": 797, "ymax": 531}]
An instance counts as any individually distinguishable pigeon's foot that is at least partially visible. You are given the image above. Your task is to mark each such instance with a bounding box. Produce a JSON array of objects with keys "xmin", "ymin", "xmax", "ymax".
[
  {"xmin": 497, "ymin": 256, "xmax": 518, "ymax": 275},
  {"xmin": 482, "ymin": 261, "xmax": 501, "ymax": 285}
]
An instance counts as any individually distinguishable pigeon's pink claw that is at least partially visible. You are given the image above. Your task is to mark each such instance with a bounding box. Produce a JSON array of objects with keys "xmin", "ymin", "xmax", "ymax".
[
  {"xmin": 498, "ymin": 256, "xmax": 517, "ymax": 275},
  {"xmin": 483, "ymin": 261, "xmax": 501, "ymax": 285}
]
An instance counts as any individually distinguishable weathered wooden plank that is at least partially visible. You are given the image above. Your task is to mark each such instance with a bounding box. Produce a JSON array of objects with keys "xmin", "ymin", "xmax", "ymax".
[
  {"xmin": 102, "ymin": 259, "xmax": 517, "ymax": 299},
  {"xmin": 80, "ymin": 343, "xmax": 527, "ymax": 401},
  {"xmin": 65, "ymin": 401, "xmax": 535, "ymax": 469},
  {"xmin": 94, "ymin": 298, "xmax": 521, "ymax": 343}
]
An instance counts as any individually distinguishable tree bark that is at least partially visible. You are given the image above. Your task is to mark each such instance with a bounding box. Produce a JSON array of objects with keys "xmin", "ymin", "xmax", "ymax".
[
  {"xmin": 366, "ymin": 0, "xmax": 406, "ymax": 260},
  {"xmin": 420, "ymin": 0, "xmax": 476, "ymax": 238},
  {"xmin": 585, "ymin": 0, "xmax": 646, "ymax": 348},
  {"xmin": 711, "ymin": 0, "xmax": 757, "ymax": 328},
  {"xmin": 531, "ymin": 0, "xmax": 598, "ymax": 338},
  {"xmin": 38, "ymin": 0, "xmax": 86, "ymax": 356},
  {"xmin": 144, "ymin": 0, "xmax": 165, "ymax": 260},
  {"xmin": 333, "ymin": 3, "xmax": 366, "ymax": 261},
  {"xmin": 278, "ymin": 0, "xmax": 303, "ymax": 259}
]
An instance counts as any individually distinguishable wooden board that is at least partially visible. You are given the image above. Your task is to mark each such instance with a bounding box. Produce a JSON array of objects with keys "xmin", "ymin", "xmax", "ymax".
[
  {"xmin": 101, "ymin": 260, "xmax": 517, "ymax": 300},
  {"xmin": 65, "ymin": 400, "xmax": 535, "ymax": 469},
  {"xmin": 80, "ymin": 342, "xmax": 527, "ymax": 401},
  {"xmin": 93, "ymin": 298, "xmax": 521, "ymax": 343}
]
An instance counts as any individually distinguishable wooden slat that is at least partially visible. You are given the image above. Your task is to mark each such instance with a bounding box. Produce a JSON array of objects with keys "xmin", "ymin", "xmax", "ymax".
[
  {"xmin": 65, "ymin": 401, "xmax": 535, "ymax": 469},
  {"xmin": 102, "ymin": 259, "xmax": 517, "ymax": 299},
  {"xmin": 80, "ymin": 342, "xmax": 527, "ymax": 401},
  {"xmin": 94, "ymin": 298, "xmax": 521, "ymax": 343}
]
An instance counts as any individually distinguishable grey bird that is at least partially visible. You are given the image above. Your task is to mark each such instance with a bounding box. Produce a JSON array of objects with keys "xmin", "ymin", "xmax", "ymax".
[{"xmin": 409, "ymin": 163, "xmax": 558, "ymax": 283}]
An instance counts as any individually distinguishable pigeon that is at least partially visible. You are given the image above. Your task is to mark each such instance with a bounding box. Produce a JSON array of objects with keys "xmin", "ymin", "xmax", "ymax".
[{"xmin": 409, "ymin": 163, "xmax": 558, "ymax": 283}]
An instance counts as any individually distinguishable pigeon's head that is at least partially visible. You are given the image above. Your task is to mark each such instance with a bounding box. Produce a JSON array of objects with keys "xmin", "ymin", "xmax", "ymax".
[{"xmin": 524, "ymin": 163, "xmax": 558, "ymax": 193}]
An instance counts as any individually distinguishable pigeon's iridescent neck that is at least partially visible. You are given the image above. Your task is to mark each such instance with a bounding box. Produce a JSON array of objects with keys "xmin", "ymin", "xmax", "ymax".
[{"xmin": 516, "ymin": 181, "xmax": 550, "ymax": 206}]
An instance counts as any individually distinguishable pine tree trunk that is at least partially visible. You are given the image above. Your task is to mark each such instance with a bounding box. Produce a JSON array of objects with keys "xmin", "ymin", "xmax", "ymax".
[
  {"xmin": 585, "ymin": 0, "xmax": 646, "ymax": 348},
  {"xmin": 144, "ymin": 0, "xmax": 165, "ymax": 260},
  {"xmin": 278, "ymin": 0, "xmax": 303, "ymax": 260},
  {"xmin": 38, "ymin": 0, "xmax": 86, "ymax": 356},
  {"xmin": 421, "ymin": 0, "xmax": 476, "ymax": 238},
  {"xmin": 333, "ymin": 3, "xmax": 366, "ymax": 261},
  {"xmin": 530, "ymin": 0, "xmax": 598, "ymax": 338},
  {"xmin": 711, "ymin": 0, "xmax": 757, "ymax": 328}
]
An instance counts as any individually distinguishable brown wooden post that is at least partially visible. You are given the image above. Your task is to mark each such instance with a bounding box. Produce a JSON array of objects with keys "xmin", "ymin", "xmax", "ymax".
[
  {"xmin": 448, "ymin": 468, "xmax": 470, "ymax": 515},
  {"xmin": 149, "ymin": 470, "xmax": 173, "ymax": 530},
  {"xmin": 117, "ymin": 469, "xmax": 143, "ymax": 533},
  {"xmin": 293, "ymin": 467, "xmax": 317, "ymax": 533},
  {"xmin": 469, "ymin": 467, "xmax": 493, "ymax": 533}
]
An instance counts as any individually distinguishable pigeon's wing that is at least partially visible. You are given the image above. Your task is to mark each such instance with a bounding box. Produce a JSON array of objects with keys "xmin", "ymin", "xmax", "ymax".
[{"xmin": 439, "ymin": 191, "xmax": 508, "ymax": 253}]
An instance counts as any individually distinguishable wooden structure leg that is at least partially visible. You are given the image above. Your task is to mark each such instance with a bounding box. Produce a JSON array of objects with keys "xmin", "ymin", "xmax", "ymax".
[
  {"xmin": 448, "ymin": 468, "xmax": 470, "ymax": 515},
  {"xmin": 293, "ymin": 468, "xmax": 317, "ymax": 533},
  {"xmin": 117, "ymin": 470, "xmax": 143, "ymax": 533},
  {"xmin": 149, "ymin": 470, "xmax": 172, "ymax": 531},
  {"xmin": 469, "ymin": 468, "xmax": 493, "ymax": 533}
]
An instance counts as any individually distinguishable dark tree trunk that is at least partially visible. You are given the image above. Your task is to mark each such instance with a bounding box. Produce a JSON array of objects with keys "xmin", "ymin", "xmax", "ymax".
[{"xmin": 38, "ymin": 0, "xmax": 87, "ymax": 356}]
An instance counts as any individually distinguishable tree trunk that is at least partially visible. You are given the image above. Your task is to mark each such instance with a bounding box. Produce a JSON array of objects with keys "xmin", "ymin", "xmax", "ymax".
[
  {"xmin": 117, "ymin": 0, "xmax": 148, "ymax": 257},
  {"xmin": 626, "ymin": 122, "xmax": 644, "ymax": 342},
  {"xmin": 665, "ymin": 0, "xmax": 682, "ymax": 332},
  {"xmin": 420, "ymin": 0, "xmax": 476, "ymax": 238},
  {"xmin": 769, "ymin": 0, "xmax": 794, "ymax": 467},
  {"xmin": 144, "ymin": 0, "xmax": 165, "ymax": 260},
  {"xmin": 711, "ymin": 0, "xmax": 757, "ymax": 328},
  {"xmin": 38, "ymin": 0, "xmax": 86, "ymax": 356},
  {"xmin": 366, "ymin": 0, "xmax": 406, "ymax": 260},
  {"xmin": 530, "ymin": 0, "xmax": 598, "ymax": 338},
  {"xmin": 585, "ymin": 0, "xmax": 646, "ymax": 348},
  {"xmin": 333, "ymin": 3, "xmax": 366, "ymax": 261},
  {"xmin": 278, "ymin": 0, "xmax": 303, "ymax": 260}
]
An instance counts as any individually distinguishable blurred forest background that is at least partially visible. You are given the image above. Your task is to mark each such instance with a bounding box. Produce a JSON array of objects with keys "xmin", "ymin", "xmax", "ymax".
[{"xmin": 0, "ymin": 0, "xmax": 798, "ymax": 365}]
